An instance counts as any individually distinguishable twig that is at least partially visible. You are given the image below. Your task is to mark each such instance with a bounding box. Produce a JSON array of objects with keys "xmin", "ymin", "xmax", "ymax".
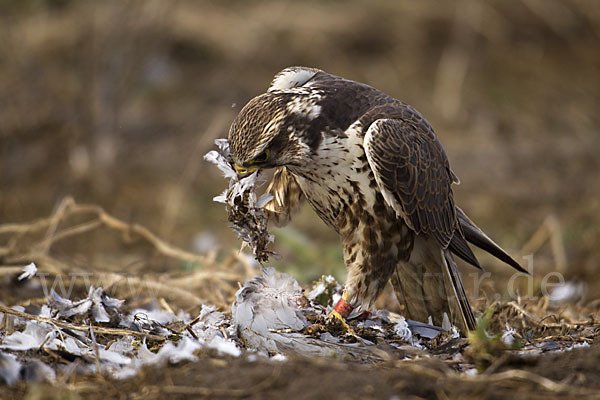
[
  {"xmin": 46, "ymin": 219, "xmax": 103, "ymax": 246},
  {"xmin": 507, "ymin": 301, "xmax": 548, "ymax": 326},
  {"xmin": 181, "ymin": 316, "xmax": 201, "ymax": 331},
  {"xmin": 89, "ymin": 324, "xmax": 104, "ymax": 380},
  {"xmin": 101, "ymin": 272, "xmax": 206, "ymax": 305},
  {"xmin": 37, "ymin": 197, "xmax": 76, "ymax": 254},
  {"xmin": 507, "ymin": 301, "xmax": 594, "ymax": 329},
  {"xmin": 186, "ymin": 326, "xmax": 199, "ymax": 340},
  {"xmin": 167, "ymin": 270, "xmax": 243, "ymax": 287},
  {"xmin": 159, "ymin": 297, "xmax": 175, "ymax": 314},
  {"xmin": 0, "ymin": 197, "xmax": 208, "ymax": 267},
  {"xmin": 97, "ymin": 208, "xmax": 207, "ymax": 264},
  {"xmin": 0, "ymin": 304, "xmax": 167, "ymax": 342}
]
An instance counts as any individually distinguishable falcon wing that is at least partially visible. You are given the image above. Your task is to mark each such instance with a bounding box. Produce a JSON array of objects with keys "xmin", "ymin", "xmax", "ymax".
[
  {"xmin": 364, "ymin": 116, "xmax": 479, "ymax": 331},
  {"xmin": 363, "ymin": 116, "xmax": 526, "ymax": 274},
  {"xmin": 363, "ymin": 117, "xmax": 459, "ymax": 248}
]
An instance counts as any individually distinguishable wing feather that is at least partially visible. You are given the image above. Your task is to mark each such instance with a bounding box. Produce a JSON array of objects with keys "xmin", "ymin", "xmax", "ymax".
[{"xmin": 364, "ymin": 117, "xmax": 457, "ymax": 249}]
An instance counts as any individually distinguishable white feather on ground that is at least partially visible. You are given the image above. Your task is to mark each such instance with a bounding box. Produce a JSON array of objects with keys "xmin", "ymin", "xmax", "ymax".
[
  {"xmin": 0, "ymin": 289, "xmax": 241, "ymax": 386},
  {"xmin": 1, "ymin": 268, "xmax": 576, "ymax": 384},
  {"xmin": 18, "ymin": 262, "xmax": 37, "ymax": 281}
]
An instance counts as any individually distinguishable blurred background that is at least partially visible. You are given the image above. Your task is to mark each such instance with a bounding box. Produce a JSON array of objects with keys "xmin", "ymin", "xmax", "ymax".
[{"xmin": 1, "ymin": 0, "xmax": 599, "ymax": 304}]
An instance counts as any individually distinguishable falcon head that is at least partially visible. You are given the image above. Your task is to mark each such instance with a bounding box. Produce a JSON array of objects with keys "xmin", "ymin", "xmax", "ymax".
[{"xmin": 228, "ymin": 89, "xmax": 323, "ymax": 176}]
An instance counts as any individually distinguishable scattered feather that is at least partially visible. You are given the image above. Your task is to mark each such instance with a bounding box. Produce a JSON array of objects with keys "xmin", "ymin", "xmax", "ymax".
[
  {"xmin": 501, "ymin": 325, "xmax": 516, "ymax": 346},
  {"xmin": 0, "ymin": 353, "xmax": 21, "ymax": 385},
  {"xmin": 207, "ymin": 336, "xmax": 241, "ymax": 357},
  {"xmin": 98, "ymin": 348, "xmax": 132, "ymax": 365},
  {"xmin": 271, "ymin": 353, "xmax": 288, "ymax": 362},
  {"xmin": 18, "ymin": 262, "xmax": 37, "ymax": 281},
  {"xmin": 50, "ymin": 287, "xmax": 121, "ymax": 322},
  {"xmin": 0, "ymin": 321, "xmax": 57, "ymax": 351},
  {"xmin": 393, "ymin": 317, "xmax": 413, "ymax": 342},
  {"xmin": 548, "ymin": 281, "xmax": 585, "ymax": 303},
  {"xmin": 157, "ymin": 336, "xmax": 202, "ymax": 364}
]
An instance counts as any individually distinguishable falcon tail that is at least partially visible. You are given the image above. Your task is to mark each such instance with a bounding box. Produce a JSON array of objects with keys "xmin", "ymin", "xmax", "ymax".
[
  {"xmin": 391, "ymin": 236, "xmax": 476, "ymax": 334},
  {"xmin": 455, "ymin": 207, "xmax": 527, "ymax": 274}
]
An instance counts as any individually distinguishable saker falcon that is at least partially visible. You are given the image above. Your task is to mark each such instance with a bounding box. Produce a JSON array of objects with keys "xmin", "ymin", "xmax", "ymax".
[{"xmin": 227, "ymin": 67, "xmax": 525, "ymax": 334}]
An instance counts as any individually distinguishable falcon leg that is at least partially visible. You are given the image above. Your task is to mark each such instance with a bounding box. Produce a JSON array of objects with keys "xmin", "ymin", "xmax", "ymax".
[
  {"xmin": 328, "ymin": 292, "xmax": 356, "ymax": 335},
  {"xmin": 333, "ymin": 292, "xmax": 354, "ymax": 318}
]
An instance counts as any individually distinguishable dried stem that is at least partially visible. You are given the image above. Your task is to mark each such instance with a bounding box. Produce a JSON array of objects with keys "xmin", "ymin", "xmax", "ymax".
[
  {"xmin": 0, "ymin": 197, "xmax": 208, "ymax": 268},
  {"xmin": 0, "ymin": 304, "xmax": 167, "ymax": 342}
]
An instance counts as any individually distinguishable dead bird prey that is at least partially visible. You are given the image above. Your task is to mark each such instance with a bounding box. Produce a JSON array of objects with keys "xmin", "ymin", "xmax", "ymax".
[
  {"xmin": 232, "ymin": 267, "xmax": 444, "ymax": 359},
  {"xmin": 222, "ymin": 67, "xmax": 526, "ymax": 334},
  {"xmin": 204, "ymin": 139, "xmax": 274, "ymax": 262}
]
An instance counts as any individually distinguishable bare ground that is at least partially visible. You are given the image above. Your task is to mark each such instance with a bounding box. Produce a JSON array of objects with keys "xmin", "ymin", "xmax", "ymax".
[{"xmin": 4, "ymin": 345, "xmax": 600, "ymax": 399}]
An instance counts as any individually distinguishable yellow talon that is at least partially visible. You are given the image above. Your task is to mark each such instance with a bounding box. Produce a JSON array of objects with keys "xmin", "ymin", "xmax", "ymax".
[{"xmin": 328, "ymin": 309, "xmax": 356, "ymax": 336}]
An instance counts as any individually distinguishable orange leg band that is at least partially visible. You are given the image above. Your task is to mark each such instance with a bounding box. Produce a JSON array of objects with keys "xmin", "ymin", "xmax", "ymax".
[{"xmin": 333, "ymin": 296, "xmax": 354, "ymax": 318}]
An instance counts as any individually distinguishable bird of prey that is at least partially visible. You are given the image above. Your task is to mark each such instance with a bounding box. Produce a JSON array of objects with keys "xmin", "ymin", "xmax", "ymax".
[{"xmin": 228, "ymin": 67, "xmax": 525, "ymax": 334}]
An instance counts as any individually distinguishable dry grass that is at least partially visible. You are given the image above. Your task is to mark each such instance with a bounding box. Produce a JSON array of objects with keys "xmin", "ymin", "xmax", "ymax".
[{"xmin": 0, "ymin": 196, "xmax": 250, "ymax": 312}]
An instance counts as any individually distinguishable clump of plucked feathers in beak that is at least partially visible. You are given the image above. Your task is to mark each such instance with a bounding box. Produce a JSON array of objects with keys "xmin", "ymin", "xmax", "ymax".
[{"xmin": 204, "ymin": 139, "xmax": 275, "ymax": 262}]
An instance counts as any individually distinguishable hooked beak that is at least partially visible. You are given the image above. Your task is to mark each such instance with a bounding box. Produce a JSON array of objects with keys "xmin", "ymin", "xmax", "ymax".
[{"xmin": 234, "ymin": 164, "xmax": 259, "ymax": 176}]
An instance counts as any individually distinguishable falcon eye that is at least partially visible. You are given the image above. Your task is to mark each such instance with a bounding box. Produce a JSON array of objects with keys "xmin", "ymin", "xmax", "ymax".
[{"xmin": 250, "ymin": 149, "xmax": 270, "ymax": 164}]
